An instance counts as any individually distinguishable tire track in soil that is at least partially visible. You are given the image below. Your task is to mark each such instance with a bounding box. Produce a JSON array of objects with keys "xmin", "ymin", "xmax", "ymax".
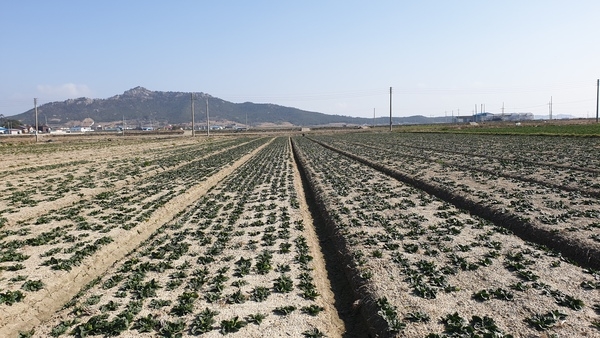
[
  {"xmin": 0, "ymin": 138, "xmax": 274, "ymax": 337},
  {"xmin": 291, "ymin": 138, "xmax": 372, "ymax": 338}
]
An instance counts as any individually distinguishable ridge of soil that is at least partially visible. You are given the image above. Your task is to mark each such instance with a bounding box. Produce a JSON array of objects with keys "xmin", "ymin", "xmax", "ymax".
[
  {"xmin": 291, "ymin": 138, "xmax": 375, "ymax": 338},
  {"xmin": 1, "ymin": 139, "xmax": 258, "ymax": 229},
  {"xmin": 289, "ymin": 138, "xmax": 346, "ymax": 337},
  {"xmin": 0, "ymin": 138, "xmax": 274, "ymax": 337},
  {"xmin": 310, "ymin": 137, "xmax": 600, "ymax": 270}
]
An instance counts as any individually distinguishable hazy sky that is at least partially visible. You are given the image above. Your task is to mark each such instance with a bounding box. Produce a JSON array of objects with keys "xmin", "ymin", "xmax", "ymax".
[{"xmin": 1, "ymin": 1, "xmax": 599, "ymax": 119}]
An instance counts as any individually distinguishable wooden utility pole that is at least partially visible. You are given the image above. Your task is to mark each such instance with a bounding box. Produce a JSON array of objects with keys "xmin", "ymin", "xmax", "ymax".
[
  {"xmin": 206, "ymin": 97, "xmax": 210, "ymax": 136},
  {"xmin": 373, "ymin": 108, "xmax": 376, "ymax": 128},
  {"xmin": 34, "ymin": 98, "xmax": 38, "ymax": 142},
  {"xmin": 389, "ymin": 87, "xmax": 392, "ymax": 132},
  {"xmin": 191, "ymin": 93, "xmax": 195, "ymax": 137},
  {"xmin": 596, "ymin": 79, "xmax": 600, "ymax": 123},
  {"xmin": 549, "ymin": 96, "xmax": 553, "ymax": 120}
]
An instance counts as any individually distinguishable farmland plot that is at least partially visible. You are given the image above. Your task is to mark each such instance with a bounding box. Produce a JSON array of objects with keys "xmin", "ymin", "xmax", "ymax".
[
  {"xmin": 31, "ymin": 137, "xmax": 341, "ymax": 337},
  {"xmin": 292, "ymin": 136, "xmax": 599, "ymax": 337},
  {"xmin": 310, "ymin": 133, "xmax": 600, "ymax": 269},
  {"xmin": 1, "ymin": 131, "xmax": 599, "ymax": 338},
  {"xmin": 0, "ymin": 137, "xmax": 271, "ymax": 335},
  {"xmin": 0, "ymin": 137, "xmax": 251, "ymax": 226}
]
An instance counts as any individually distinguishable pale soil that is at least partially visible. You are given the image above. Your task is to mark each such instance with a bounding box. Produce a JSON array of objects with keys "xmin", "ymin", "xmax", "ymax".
[
  {"xmin": 0, "ymin": 137, "xmax": 251, "ymax": 229},
  {"xmin": 29, "ymin": 137, "xmax": 341, "ymax": 338},
  {"xmin": 325, "ymin": 138, "xmax": 600, "ymax": 259},
  {"xmin": 413, "ymin": 162, "xmax": 600, "ymax": 252},
  {"xmin": 289, "ymin": 138, "xmax": 345, "ymax": 337},
  {"xmin": 0, "ymin": 136, "xmax": 195, "ymax": 171},
  {"xmin": 0, "ymin": 139, "xmax": 274, "ymax": 336},
  {"xmin": 5, "ymin": 131, "xmax": 598, "ymax": 337},
  {"xmin": 292, "ymin": 137, "xmax": 600, "ymax": 337},
  {"xmin": 0, "ymin": 138, "xmax": 263, "ymax": 300}
]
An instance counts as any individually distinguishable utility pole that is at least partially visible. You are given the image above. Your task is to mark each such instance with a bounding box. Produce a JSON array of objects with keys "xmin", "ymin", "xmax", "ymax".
[
  {"xmin": 502, "ymin": 102, "xmax": 505, "ymax": 117},
  {"xmin": 596, "ymin": 79, "xmax": 600, "ymax": 123},
  {"xmin": 34, "ymin": 98, "xmax": 38, "ymax": 142},
  {"xmin": 549, "ymin": 96, "xmax": 553, "ymax": 120},
  {"xmin": 190, "ymin": 93, "xmax": 195, "ymax": 137},
  {"xmin": 122, "ymin": 115, "xmax": 125, "ymax": 136},
  {"xmin": 206, "ymin": 97, "xmax": 210, "ymax": 136},
  {"xmin": 373, "ymin": 108, "xmax": 376, "ymax": 128},
  {"xmin": 480, "ymin": 104, "xmax": 483, "ymax": 122},
  {"xmin": 389, "ymin": 87, "xmax": 392, "ymax": 132}
]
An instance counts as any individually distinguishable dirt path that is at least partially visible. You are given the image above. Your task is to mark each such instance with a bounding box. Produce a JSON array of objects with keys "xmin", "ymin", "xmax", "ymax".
[
  {"xmin": 0, "ymin": 138, "xmax": 274, "ymax": 337},
  {"xmin": 289, "ymin": 138, "xmax": 345, "ymax": 337}
]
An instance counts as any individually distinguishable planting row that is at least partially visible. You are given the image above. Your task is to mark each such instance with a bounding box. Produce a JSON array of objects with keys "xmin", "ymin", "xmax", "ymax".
[
  {"xmin": 310, "ymin": 133, "xmax": 600, "ymax": 269},
  {"xmin": 31, "ymin": 137, "xmax": 336, "ymax": 337},
  {"xmin": 0, "ymin": 137, "xmax": 269, "ymax": 318},
  {"xmin": 376, "ymin": 132, "xmax": 600, "ymax": 171},
  {"xmin": 0, "ymin": 137, "xmax": 248, "ymax": 219},
  {"xmin": 292, "ymin": 136, "xmax": 599, "ymax": 337},
  {"xmin": 336, "ymin": 133, "xmax": 600, "ymax": 193}
]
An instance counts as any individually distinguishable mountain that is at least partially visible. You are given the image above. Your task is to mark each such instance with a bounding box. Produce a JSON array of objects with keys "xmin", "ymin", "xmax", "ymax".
[
  {"xmin": 10, "ymin": 87, "xmax": 445, "ymax": 128},
  {"xmin": 10, "ymin": 87, "xmax": 381, "ymax": 128}
]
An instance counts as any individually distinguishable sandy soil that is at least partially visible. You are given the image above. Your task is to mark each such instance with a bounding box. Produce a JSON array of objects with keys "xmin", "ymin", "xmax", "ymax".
[
  {"xmin": 292, "ymin": 136, "xmax": 600, "ymax": 337},
  {"xmin": 289, "ymin": 138, "xmax": 346, "ymax": 337},
  {"xmin": 0, "ymin": 139, "xmax": 273, "ymax": 336}
]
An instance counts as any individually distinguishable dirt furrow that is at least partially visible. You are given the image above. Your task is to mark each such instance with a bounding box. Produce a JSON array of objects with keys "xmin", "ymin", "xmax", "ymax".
[
  {"xmin": 289, "ymin": 138, "xmax": 345, "ymax": 337},
  {"xmin": 310, "ymin": 137, "xmax": 600, "ymax": 270},
  {"xmin": 1, "ymin": 139, "xmax": 258, "ymax": 229},
  {"xmin": 291, "ymin": 138, "xmax": 376, "ymax": 338},
  {"xmin": 0, "ymin": 138, "xmax": 274, "ymax": 337}
]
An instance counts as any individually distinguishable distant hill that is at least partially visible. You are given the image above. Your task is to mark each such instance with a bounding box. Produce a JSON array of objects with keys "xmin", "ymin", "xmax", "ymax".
[{"xmin": 10, "ymin": 87, "xmax": 435, "ymax": 127}]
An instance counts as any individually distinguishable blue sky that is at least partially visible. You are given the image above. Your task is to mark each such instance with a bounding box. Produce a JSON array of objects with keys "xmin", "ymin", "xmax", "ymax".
[{"xmin": 1, "ymin": 1, "xmax": 599, "ymax": 119}]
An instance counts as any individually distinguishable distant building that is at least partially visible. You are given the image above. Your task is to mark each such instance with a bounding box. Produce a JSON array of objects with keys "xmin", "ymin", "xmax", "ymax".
[
  {"xmin": 69, "ymin": 126, "xmax": 92, "ymax": 133},
  {"xmin": 455, "ymin": 115, "xmax": 475, "ymax": 123},
  {"xmin": 20, "ymin": 126, "xmax": 34, "ymax": 133},
  {"xmin": 454, "ymin": 112, "xmax": 533, "ymax": 123},
  {"xmin": 38, "ymin": 125, "xmax": 51, "ymax": 133}
]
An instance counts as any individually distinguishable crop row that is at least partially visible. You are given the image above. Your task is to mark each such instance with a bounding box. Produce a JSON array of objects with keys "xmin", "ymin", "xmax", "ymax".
[
  {"xmin": 369, "ymin": 132, "xmax": 600, "ymax": 171},
  {"xmin": 291, "ymin": 135, "xmax": 599, "ymax": 337},
  {"xmin": 330, "ymin": 132, "xmax": 600, "ymax": 193},
  {"xmin": 0, "ymin": 137, "xmax": 269, "ymax": 319},
  {"xmin": 309, "ymin": 133, "xmax": 600, "ymax": 269},
  {"xmin": 0, "ymin": 137, "xmax": 248, "ymax": 218},
  {"xmin": 31, "ymin": 137, "xmax": 333, "ymax": 337}
]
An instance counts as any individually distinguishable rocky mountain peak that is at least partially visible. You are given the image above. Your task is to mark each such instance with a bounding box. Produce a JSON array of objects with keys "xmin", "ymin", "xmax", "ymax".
[{"xmin": 122, "ymin": 86, "xmax": 152, "ymax": 97}]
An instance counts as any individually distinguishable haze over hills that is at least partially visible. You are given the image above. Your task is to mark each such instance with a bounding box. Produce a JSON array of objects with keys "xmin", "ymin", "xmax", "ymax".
[{"xmin": 10, "ymin": 87, "xmax": 438, "ymax": 128}]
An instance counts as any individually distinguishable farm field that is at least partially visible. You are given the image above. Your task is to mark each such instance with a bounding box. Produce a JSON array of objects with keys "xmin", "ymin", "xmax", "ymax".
[{"xmin": 0, "ymin": 132, "xmax": 599, "ymax": 337}]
